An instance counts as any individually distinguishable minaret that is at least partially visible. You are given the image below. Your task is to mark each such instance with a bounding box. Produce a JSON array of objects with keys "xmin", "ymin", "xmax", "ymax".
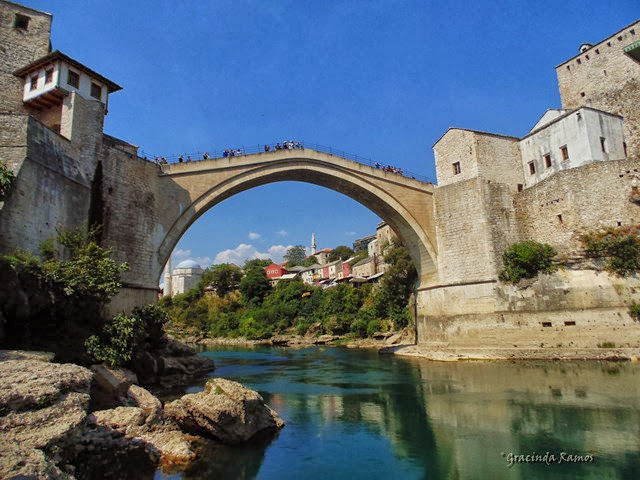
[
  {"xmin": 163, "ymin": 257, "xmax": 172, "ymax": 297},
  {"xmin": 311, "ymin": 232, "xmax": 317, "ymax": 255}
]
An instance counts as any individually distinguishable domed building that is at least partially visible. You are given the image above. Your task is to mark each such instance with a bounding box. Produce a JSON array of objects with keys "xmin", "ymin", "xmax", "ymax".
[{"xmin": 167, "ymin": 259, "xmax": 204, "ymax": 297}]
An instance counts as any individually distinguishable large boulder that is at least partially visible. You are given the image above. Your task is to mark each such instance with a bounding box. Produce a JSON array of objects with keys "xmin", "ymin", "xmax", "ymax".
[
  {"xmin": 89, "ymin": 388, "xmax": 197, "ymax": 467},
  {"xmin": 164, "ymin": 378, "xmax": 284, "ymax": 444},
  {"xmin": 0, "ymin": 357, "xmax": 93, "ymax": 479}
]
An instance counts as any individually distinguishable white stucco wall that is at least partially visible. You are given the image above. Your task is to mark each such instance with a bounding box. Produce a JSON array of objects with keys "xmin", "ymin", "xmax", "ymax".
[{"xmin": 519, "ymin": 107, "xmax": 625, "ymax": 188}]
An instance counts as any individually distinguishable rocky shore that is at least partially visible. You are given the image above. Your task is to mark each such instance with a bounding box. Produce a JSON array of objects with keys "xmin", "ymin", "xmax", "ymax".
[
  {"xmin": 180, "ymin": 327, "xmax": 416, "ymax": 350},
  {"xmin": 0, "ymin": 349, "xmax": 284, "ymax": 479}
]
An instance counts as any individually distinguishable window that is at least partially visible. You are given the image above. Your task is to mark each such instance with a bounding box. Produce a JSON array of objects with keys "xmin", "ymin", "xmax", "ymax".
[
  {"xmin": 452, "ymin": 162, "xmax": 461, "ymax": 175},
  {"xmin": 557, "ymin": 214, "xmax": 563, "ymax": 224},
  {"xmin": 13, "ymin": 13, "xmax": 30, "ymax": 29},
  {"xmin": 576, "ymin": 58, "xmax": 581, "ymax": 64},
  {"xmin": 29, "ymin": 75, "xmax": 38, "ymax": 91},
  {"xmin": 600, "ymin": 137, "xmax": 606, "ymax": 153},
  {"xmin": 564, "ymin": 321, "xmax": 575, "ymax": 326},
  {"xmin": 45, "ymin": 68, "xmax": 53, "ymax": 84},
  {"xmin": 624, "ymin": 142, "xmax": 627, "ymax": 157},
  {"xmin": 542, "ymin": 322, "xmax": 552, "ymax": 327},
  {"xmin": 544, "ymin": 154, "xmax": 551, "ymax": 168},
  {"xmin": 90, "ymin": 83, "xmax": 102, "ymax": 99},
  {"xmin": 528, "ymin": 161, "xmax": 536, "ymax": 175},
  {"xmin": 580, "ymin": 92, "xmax": 586, "ymax": 97},
  {"xmin": 560, "ymin": 145, "xmax": 569, "ymax": 161},
  {"xmin": 67, "ymin": 70, "xmax": 79, "ymax": 88},
  {"xmin": 517, "ymin": 184, "xmax": 523, "ymax": 192}
]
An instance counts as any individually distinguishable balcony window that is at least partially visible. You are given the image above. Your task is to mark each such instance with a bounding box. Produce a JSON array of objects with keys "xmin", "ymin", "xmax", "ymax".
[
  {"xmin": 544, "ymin": 154, "xmax": 551, "ymax": 169},
  {"xmin": 560, "ymin": 145, "xmax": 569, "ymax": 161},
  {"xmin": 90, "ymin": 82, "xmax": 102, "ymax": 99},
  {"xmin": 45, "ymin": 68, "xmax": 54, "ymax": 84},
  {"xmin": 528, "ymin": 161, "xmax": 536, "ymax": 175},
  {"xmin": 452, "ymin": 162, "xmax": 461, "ymax": 175},
  {"xmin": 67, "ymin": 70, "xmax": 79, "ymax": 88},
  {"xmin": 29, "ymin": 75, "xmax": 38, "ymax": 91}
]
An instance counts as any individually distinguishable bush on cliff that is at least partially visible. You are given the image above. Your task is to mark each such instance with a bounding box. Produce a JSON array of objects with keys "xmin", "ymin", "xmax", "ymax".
[
  {"xmin": 85, "ymin": 304, "xmax": 168, "ymax": 367},
  {"xmin": 499, "ymin": 240, "xmax": 557, "ymax": 283},
  {"xmin": 630, "ymin": 303, "xmax": 640, "ymax": 322},
  {"xmin": 582, "ymin": 225, "xmax": 640, "ymax": 276},
  {"xmin": 1, "ymin": 227, "xmax": 129, "ymax": 362},
  {"xmin": 0, "ymin": 160, "xmax": 15, "ymax": 198},
  {"xmin": 85, "ymin": 313, "xmax": 146, "ymax": 368}
]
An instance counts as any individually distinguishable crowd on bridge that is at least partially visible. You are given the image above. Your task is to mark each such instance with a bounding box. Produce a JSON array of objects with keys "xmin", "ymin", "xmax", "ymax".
[
  {"xmin": 147, "ymin": 142, "xmax": 424, "ymax": 181},
  {"xmin": 374, "ymin": 162, "xmax": 404, "ymax": 175}
]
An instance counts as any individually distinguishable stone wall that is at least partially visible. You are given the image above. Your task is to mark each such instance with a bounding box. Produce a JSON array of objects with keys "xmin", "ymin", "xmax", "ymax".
[
  {"xmin": 0, "ymin": 115, "xmax": 89, "ymax": 256},
  {"xmin": 434, "ymin": 129, "xmax": 523, "ymax": 190},
  {"xmin": 0, "ymin": 1, "xmax": 51, "ymax": 113},
  {"xmin": 433, "ymin": 178, "xmax": 518, "ymax": 285},
  {"xmin": 514, "ymin": 158, "xmax": 640, "ymax": 256},
  {"xmin": 556, "ymin": 20, "xmax": 640, "ymax": 160},
  {"xmin": 417, "ymin": 270, "xmax": 640, "ymax": 348}
]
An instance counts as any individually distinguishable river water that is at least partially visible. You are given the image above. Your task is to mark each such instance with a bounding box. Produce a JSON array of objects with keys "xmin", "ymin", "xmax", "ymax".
[{"xmin": 157, "ymin": 346, "xmax": 639, "ymax": 479}]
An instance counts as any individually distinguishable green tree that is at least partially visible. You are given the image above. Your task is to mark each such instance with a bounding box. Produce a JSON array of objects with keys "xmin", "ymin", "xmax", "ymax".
[
  {"xmin": 85, "ymin": 313, "xmax": 146, "ymax": 367},
  {"xmin": 380, "ymin": 245, "xmax": 417, "ymax": 311},
  {"xmin": 328, "ymin": 245, "xmax": 354, "ymax": 262},
  {"xmin": 239, "ymin": 266, "xmax": 271, "ymax": 305},
  {"xmin": 202, "ymin": 263, "xmax": 243, "ymax": 295},
  {"xmin": 244, "ymin": 258, "xmax": 272, "ymax": 270},
  {"xmin": 284, "ymin": 245, "xmax": 307, "ymax": 266},
  {"xmin": 499, "ymin": 240, "xmax": 557, "ymax": 283},
  {"xmin": 303, "ymin": 255, "xmax": 319, "ymax": 267}
]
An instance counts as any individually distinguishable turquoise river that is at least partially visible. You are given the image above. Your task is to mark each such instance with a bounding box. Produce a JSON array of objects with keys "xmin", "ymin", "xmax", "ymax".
[{"xmin": 157, "ymin": 346, "xmax": 639, "ymax": 479}]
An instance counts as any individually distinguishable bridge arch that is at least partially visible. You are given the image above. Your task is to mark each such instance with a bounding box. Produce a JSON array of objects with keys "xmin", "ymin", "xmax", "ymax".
[{"xmin": 154, "ymin": 150, "xmax": 437, "ymax": 288}]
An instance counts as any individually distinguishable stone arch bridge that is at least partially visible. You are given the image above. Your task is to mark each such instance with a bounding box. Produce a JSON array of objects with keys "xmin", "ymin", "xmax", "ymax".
[{"xmin": 109, "ymin": 148, "xmax": 438, "ymax": 313}]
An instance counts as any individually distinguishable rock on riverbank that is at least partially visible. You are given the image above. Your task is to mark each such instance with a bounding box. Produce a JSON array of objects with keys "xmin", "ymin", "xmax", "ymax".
[{"xmin": 0, "ymin": 350, "xmax": 285, "ymax": 478}]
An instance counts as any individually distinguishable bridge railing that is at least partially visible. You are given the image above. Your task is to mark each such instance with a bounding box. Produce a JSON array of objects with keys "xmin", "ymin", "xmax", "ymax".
[{"xmin": 140, "ymin": 141, "xmax": 434, "ymax": 183}]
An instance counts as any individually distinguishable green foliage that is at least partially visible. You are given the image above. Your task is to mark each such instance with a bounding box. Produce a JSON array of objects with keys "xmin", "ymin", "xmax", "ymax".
[
  {"xmin": 328, "ymin": 245, "xmax": 354, "ymax": 262},
  {"xmin": 132, "ymin": 304, "xmax": 168, "ymax": 347},
  {"xmin": 85, "ymin": 313, "xmax": 146, "ymax": 367},
  {"xmin": 390, "ymin": 306, "xmax": 411, "ymax": 330},
  {"xmin": 85, "ymin": 304, "xmax": 169, "ymax": 367},
  {"xmin": 284, "ymin": 245, "xmax": 307, "ymax": 266},
  {"xmin": 243, "ymin": 258, "xmax": 272, "ymax": 270},
  {"xmin": 163, "ymin": 244, "xmax": 419, "ymax": 339},
  {"xmin": 239, "ymin": 266, "xmax": 271, "ymax": 305},
  {"xmin": 348, "ymin": 250, "xmax": 369, "ymax": 267},
  {"xmin": 499, "ymin": 240, "xmax": 557, "ymax": 283},
  {"xmin": 630, "ymin": 303, "xmax": 640, "ymax": 322},
  {"xmin": 4, "ymin": 227, "xmax": 128, "ymax": 304},
  {"xmin": 597, "ymin": 341, "xmax": 616, "ymax": 348},
  {"xmin": 379, "ymin": 246, "xmax": 417, "ymax": 312},
  {"xmin": 202, "ymin": 263, "xmax": 243, "ymax": 295},
  {"xmin": 302, "ymin": 255, "xmax": 318, "ymax": 267},
  {"xmin": 582, "ymin": 226, "xmax": 640, "ymax": 276},
  {"xmin": 0, "ymin": 161, "xmax": 15, "ymax": 198}
]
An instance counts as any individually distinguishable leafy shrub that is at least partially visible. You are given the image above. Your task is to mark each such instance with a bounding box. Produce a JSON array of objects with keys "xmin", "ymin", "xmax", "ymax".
[
  {"xmin": 390, "ymin": 306, "xmax": 411, "ymax": 330},
  {"xmin": 0, "ymin": 160, "xmax": 15, "ymax": 198},
  {"xmin": 582, "ymin": 226, "xmax": 640, "ymax": 276},
  {"xmin": 85, "ymin": 313, "xmax": 146, "ymax": 367},
  {"xmin": 499, "ymin": 241, "xmax": 557, "ymax": 283},
  {"xmin": 132, "ymin": 304, "xmax": 168, "ymax": 346},
  {"xmin": 366, "ymin": 318, "xmax": 381, "ymax": 336},
  {"xmin": 351, "ymin": 318, "xmax": 368, "ymax": 338},
  {"xmin": 630, "ymin": 303, "xmax": 640, "ymax": 322}
]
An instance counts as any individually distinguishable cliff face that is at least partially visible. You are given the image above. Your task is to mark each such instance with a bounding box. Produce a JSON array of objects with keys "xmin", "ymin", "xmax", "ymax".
[{"xmin": 0, "ymin": 259, "xmax": 104, "ymax": 363}]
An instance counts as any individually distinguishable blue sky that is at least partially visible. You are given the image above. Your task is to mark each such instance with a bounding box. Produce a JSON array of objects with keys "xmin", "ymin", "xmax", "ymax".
[{"xmin": 26, "ymin": 0, "xmax": 638, "ymax": 269}]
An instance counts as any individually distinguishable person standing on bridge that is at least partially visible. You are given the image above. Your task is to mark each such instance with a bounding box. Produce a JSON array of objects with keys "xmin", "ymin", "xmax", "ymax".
[
  {"xmin": 264, "ymin": 145, "xmax": 270, "ymax": 152},
  {"xmin": 178, "ymin": 155, "xmax": 183, "ymax": 163}
]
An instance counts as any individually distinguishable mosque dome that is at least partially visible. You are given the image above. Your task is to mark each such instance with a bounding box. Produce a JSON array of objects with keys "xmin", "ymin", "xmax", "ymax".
[{"xmin": 175, "ymin": 259, "xmax": 203, "ymax": 270}]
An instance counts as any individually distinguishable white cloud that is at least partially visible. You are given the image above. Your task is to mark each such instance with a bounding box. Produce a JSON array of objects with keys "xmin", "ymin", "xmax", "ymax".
[
  {"xmin": 173, "ymin": 248, "xmax": 191, "ymax": 258},
  {"xmin": 248, "ymin": 232, "xmax": 261, "ymax": 240},
  {"xmin": 275, "ymin": 230, "xmax": 288, "ymax": 237},
  {"xmin": 345, "ymin": 231, "xmax": 356, "ymax": 236},
  {"xmin": 213, "ymin": 243, "xmax": 294, "ymax": 265}
]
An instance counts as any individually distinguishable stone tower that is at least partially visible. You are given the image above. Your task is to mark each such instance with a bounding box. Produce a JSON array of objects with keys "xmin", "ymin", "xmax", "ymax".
[{"xmin": 311, "ymin": 232, "xmax": 316, "ymax": 255}]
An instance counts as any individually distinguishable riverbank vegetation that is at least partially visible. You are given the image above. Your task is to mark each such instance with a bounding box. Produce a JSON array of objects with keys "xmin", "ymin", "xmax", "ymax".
[
  {"xmin": 582, "ymin": 225, "xmax": 640, "ymax": 276},
  {"xmin": 160, "ymin": 245, "xmax": 417, "ymax": 340},
  {"xmin": 499, "ymin": 240, "xmax": 557, "ymax": 283}
]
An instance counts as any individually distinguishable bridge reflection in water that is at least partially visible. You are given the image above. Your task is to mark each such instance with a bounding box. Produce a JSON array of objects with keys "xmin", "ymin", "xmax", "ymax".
[{"xmin": 161, "ymin": 347, "xmax": 640, "ymax": 480}]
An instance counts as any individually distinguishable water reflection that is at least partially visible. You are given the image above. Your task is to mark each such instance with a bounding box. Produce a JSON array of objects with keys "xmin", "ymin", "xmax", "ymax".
[{"xmin": 160, "ymin": 347, "xmax": 640, "ymax": 479}]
